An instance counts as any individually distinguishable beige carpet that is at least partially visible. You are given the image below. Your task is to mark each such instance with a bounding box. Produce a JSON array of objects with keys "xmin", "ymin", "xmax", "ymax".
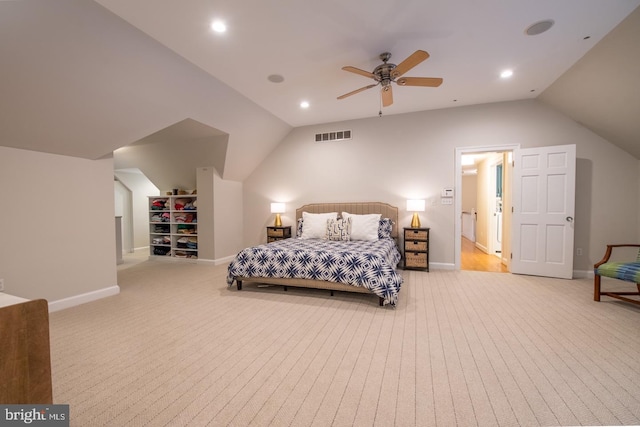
[{"xmin": 49, "ymin": 260, "xmax": 640, "ymax": 426}]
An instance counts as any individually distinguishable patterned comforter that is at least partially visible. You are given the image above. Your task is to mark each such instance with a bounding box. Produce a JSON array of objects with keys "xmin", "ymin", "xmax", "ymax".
[{"xmin": 227, "ymin": 237, "xmax": 403, "ymax": 306}]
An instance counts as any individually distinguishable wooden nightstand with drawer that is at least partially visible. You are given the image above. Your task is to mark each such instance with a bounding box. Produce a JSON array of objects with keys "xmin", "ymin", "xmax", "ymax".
[
  {"xmin": 403, "ymin": 227, "xmax": 430, "ymax": 271},
  {"xmin": 267, "ymin": 226, "xmax": 292, "ymax": 243}
]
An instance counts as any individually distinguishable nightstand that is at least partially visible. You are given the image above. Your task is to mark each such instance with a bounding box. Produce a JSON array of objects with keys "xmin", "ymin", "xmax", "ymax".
[
  {"xmin": 267, "ymin": 226, "xmax": 292, "ymax": 243},
  {"xmin": 403, "ymin": 227, "xmax": 430, "ymax": 271}
]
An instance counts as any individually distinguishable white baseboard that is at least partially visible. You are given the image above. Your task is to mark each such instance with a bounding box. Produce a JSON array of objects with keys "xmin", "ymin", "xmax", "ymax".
[
  {"xmin": 573, "ymin": 270, "xmax": 593, "ymax": 279},
  {"xmin": 413, "ymin": 264, "xmax": 593, "ymax": 278},
  {"xmin": 427, "ymin": 262, "xmax": 456, "ymax": 270},
  {"xmin": 48, "ymin": 285, "xmax": 120, "ymax": 312},
  {"xmin": 216, "ymin": 255, "xmax": 236, "ymax": 265},
  {"xmin": 197, "ymin": 255, "xmax": 236, "ymax": 265},
  {"xmin": 474, "ymin": 242, "xmax": 489, "ymax": 253}
]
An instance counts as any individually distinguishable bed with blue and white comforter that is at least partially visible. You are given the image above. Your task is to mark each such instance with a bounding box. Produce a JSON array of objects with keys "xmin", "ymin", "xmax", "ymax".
[{"xmin": 227, "ymin": 237, "xmax": 403, "ymax": 306}]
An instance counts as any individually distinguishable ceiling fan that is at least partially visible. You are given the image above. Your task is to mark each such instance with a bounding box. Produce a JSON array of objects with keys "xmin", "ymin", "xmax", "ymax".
[{"xmin": 337, "ymin": 50, "xmax": 443, "ymax": 107}]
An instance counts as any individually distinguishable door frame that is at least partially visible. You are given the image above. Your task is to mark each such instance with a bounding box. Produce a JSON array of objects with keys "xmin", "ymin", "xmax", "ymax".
[
  {"xmin": 488, "ymin": 156, "xmax": 503, "ymax": 258},
  {"xmin": 454, "ymin": 144, "xmax": 520, "ymax": 270}
]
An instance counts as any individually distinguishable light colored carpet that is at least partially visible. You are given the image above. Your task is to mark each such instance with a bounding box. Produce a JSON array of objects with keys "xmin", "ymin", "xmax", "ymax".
[{"xmin": 49, "ymin": 260, "xmax": 640, "ymax": 426}]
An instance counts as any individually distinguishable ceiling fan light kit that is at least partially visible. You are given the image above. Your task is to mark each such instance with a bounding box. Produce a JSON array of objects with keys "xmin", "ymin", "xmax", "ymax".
[{"xmin": 337, "ymin": 50, "xmax": 443, "ymax": 108}]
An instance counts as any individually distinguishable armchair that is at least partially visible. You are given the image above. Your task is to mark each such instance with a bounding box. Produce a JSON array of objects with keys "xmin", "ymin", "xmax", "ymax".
[{"xmin": 594, "ymin": 244, "xmax": 640, "ymax": 306}]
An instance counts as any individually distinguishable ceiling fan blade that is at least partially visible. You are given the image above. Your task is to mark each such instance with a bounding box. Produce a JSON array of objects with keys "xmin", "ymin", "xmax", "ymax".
[
  {"xmin": 337, "ymin": 84, "xmax": 378, "ymax": 100},
  {"xmin": 396, "ymin": 77, "xmax": 443, "ymax": 87},
  {"xmin": 391, "ymin": 50, "xmax": 430, "ymax": 78},
  {"xmin": 342, "ymin": 66, "xmax": 376, "ymax": 79},
  {"xmin": 381, "ymin": 85, "xmax": 393, "ymax": 107}
]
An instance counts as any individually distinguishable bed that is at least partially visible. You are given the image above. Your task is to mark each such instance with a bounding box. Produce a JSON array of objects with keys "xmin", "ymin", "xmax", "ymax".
[{"xmin": 226, "ymin": 202, "xmax": 403, "ymax": 306}]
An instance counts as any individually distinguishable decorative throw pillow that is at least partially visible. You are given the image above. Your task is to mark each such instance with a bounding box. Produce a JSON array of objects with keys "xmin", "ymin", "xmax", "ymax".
[
  {"xmin": 326, "ymin": 217, "xmax": 352, "ymax": 241},
  {"xmin": 378, "ymin": 218, "xmax": 394, "ymax": 239},
  {"xmin": 296, "ymin": 218, "xmax": 304, "ymax": 237},
  {"xmin": 341, "ymin": 212, "xmax": 381, "ymax": 241},
  {"xmin": 300, "ymin": 212, "xmax": 338, "ymax": 239}
]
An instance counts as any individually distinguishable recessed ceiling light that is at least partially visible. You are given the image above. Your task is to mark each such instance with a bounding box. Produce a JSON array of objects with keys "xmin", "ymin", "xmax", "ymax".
[
  {"xmin": 300, "ymin": 101, "xmax": 310, "ymax": 109},
  {"xmin": 500, "ymin": 69, "xmax": 513, "ymax": 79},
  {"xmin": 267, "ymin": 74, "xmax": 284, "ymax": 83},
  {"xmin": 525, "ymin": 19, "xmax": 554, "ymax": 36},
  {"xmin": 210, "ymin": 20, "xmax": 226, "ymax": 33}
]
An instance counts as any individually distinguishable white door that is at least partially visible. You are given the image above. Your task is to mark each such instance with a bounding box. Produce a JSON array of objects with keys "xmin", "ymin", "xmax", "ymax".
[{"xmin": 511, "ymin": 144, "xmax": 576, "ymax": 279}]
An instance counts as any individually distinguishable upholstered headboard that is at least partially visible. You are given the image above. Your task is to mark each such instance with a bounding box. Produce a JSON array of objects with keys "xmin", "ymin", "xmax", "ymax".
[{"xmin": 295, "ymin": 202, "xmax": 399, "ymax": 239}]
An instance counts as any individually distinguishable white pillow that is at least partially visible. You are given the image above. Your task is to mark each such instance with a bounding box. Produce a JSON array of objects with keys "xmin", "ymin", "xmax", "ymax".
[
  {"xmin": 300, "ymin": 212, "xmax": 338, "ymax": 239},
  {"xmin": 341, "ymin": 212, "xmax": 381, "ymax": 241}
]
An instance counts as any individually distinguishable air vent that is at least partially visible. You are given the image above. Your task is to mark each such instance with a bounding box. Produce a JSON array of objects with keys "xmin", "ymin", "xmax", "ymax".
[{"xmin": 314, "ymin": 130, "xmax": 351, "ymax": 142}]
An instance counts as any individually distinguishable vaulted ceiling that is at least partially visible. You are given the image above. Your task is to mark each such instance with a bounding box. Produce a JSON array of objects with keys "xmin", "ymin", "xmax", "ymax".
[{"xmin": 1, "ymin": 0, "xmax": 638, "ymax": 182}]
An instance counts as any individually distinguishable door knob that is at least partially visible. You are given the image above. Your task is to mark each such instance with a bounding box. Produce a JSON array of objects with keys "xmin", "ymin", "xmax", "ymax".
[{"xmin": 566, "ymin": 216, "xmax": 574, "ymax": 222}]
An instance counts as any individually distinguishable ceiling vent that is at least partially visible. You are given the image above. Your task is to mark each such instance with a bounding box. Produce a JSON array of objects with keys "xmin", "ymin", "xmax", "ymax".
[{"xmin": 314, "ymin": 130, "xmax": 352, "ymax": 142}]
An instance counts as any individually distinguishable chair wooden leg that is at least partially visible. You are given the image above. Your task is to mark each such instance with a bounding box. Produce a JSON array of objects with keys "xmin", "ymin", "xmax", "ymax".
[{"xmin": 594, "ymin": 275, "xmax": 601, "ymax": 301}]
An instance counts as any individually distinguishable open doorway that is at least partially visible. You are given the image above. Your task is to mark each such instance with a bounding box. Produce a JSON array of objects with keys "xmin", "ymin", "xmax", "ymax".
[
  {"xmin": 454, "ymin": 144, "xmax": 519, "ymax": 272},
  {"xmin": 114, "ymin": 178, "xmax": 134, "ymax": 255}
]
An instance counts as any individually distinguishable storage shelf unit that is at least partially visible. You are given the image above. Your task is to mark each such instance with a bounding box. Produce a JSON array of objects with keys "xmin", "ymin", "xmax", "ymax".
[
  {"xmin": 149, "ymin": 195, "xmax": 198, "ymax": 259},
  {"xmin": 403, "ymin": 227, "xmax": 430, "ymax": 271}
]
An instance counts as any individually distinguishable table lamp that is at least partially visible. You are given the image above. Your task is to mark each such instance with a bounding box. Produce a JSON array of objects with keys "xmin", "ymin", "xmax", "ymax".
[
  {"xmin": 270, "ymin": 203, "xmax": 285, "ymax": 227},
  {"xmin": 406, "ymin": 199, "xmax": 425, "ymax": 228}
]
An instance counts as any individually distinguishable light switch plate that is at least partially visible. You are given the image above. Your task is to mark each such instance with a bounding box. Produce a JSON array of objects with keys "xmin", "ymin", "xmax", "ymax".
[{"xmin": 441, "ymin": 188, "xmax": 454, "ymax": 197}]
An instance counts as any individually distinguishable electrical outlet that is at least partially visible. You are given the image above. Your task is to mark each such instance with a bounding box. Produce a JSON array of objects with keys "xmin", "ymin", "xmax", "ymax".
[
  {"xmin": 576, "ymin": 248, "xmax": 583, "ymax": 256},
  {"xmin": 0, "ymin": 278, "xmax": 4, "ymax": 292}
]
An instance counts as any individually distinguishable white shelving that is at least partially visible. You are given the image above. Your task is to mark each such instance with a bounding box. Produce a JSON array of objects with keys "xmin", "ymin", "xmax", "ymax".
[{"xmin": 149, "ymin": 195, "xmax": 198, "ymax": 259}]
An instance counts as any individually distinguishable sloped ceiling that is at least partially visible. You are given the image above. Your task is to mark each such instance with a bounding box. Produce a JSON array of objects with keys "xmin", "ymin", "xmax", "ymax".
[
  {"xmin": 113, "ymin": 118, "xmax": 228, "ymax": 191},
  {"xmin": 0, "ymin": 0, "xmax": 291, "ymax": 182},
  {"xmin": 95, "ymin": 0, "xmax": 639, "ymax": 129},
  {"xmin": 0, "ymin": 0, "xmax": 638, "ymax": 185},
  {"xmin": 538, "ymin": 7, "xmax": 640, "ymax": 159}
]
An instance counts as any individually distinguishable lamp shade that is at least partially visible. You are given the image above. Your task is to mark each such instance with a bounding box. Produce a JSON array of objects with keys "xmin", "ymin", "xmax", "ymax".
[
  {"xmin": 406, "ymin": 199, "xmax": 426, "ymax": 212},
  {"xmin": 270, "ymin": 202, "xmax": 285, "ymax": 214}
]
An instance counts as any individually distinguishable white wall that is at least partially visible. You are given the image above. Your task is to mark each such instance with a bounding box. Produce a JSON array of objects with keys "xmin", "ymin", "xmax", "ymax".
[
  {"xmin": 213, "ymin": 173, "xmax": 243, "ymax": 261},
  {"xmin": 114, "ymin": 170, "xmax": 159, "ymax": 250},
  {"xmin": 196, "ymin": 167, "xmax": 243, "ymax": 262},
  {"xmin": 461, "ymin": 174, "xmax": 477, "ymax": 213},
  {"xmin": 114, "ymin": 179, "xmax": 132, "ymax": 253},
  {"xmin": 0, "ymin": 146, "xmax": 118, "ymax": 307},
  {"xmin": 243, "ymin": 99, "xmax": 639, "ymax": 272},
  {"xmin": 475, "ymin": 157, "xmax": 491, "ymax": 253}
]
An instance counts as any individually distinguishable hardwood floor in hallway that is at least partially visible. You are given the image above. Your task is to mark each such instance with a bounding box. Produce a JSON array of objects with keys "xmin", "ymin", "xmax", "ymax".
[{"xmin": 461, "ymin": 237, "xmax": 508, "ymax": 272}]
